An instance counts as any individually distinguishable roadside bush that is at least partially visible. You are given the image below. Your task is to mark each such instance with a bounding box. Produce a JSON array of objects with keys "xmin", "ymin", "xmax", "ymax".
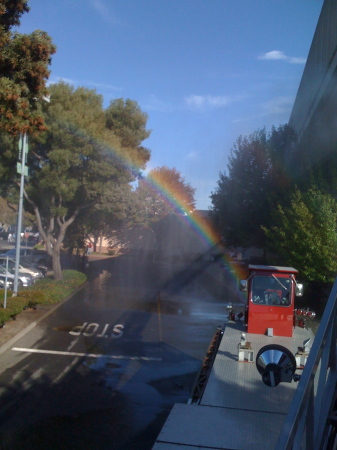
[
  {"xmin": 5, "ymin": 297, "xmax": 30, "ymax": 315},
  {"xmin": 17, "ymin": 288, "xmax": 45, "ymax": 308},
  {"xmin": 33, "ymin": 270, "xmax": 87, "ymax": 304},
  {"xmin": 0, "ymin": 308, "xmax": 13, "ymax": 327},
  {"xmin": 0, "ymin": 270, "xmax": 86, "ymax": 327}
]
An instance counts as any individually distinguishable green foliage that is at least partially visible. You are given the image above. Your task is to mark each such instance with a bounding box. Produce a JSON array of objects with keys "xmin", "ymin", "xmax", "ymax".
[
  {"xmin": 16, "ymin": 288, "xmax": 45, "ymax": 306},
  {"xmin": 302, "ymin": 153, "xmax": 337, "ymax": 199},
  {"xmin": 0, "ymin": 82, "xmax": 151, "ymax": 279},
  {"xmin": 106, "ymin": 166, "xmax": 196, "ymax": 254},
  {"xmin": 135, "ymin": 166, "xmax": 196, "ymax": 226},
  {"xmin": 58, "ymin": 269, "xmax": 87, "ymax": 285},
  {"xmin": 64, "ymin": 182, "xmax": 135, "ymax": 251},
  {"xmin": 0, "ymin": 196, "xmax": 17, "ymax": 224},
  {"xmin": 0, "ymin": 307, "xmax": 12, "ymax": 327},
  {"xmin": 211, "ymin": 125, "xmax": 297, "ymax": 247},
  {"xmin": 4, "ymin": 296, "xmax": 29, "ymax": 314},
  {"xmin": 94, "ymin": 166, "xmax": 197, "ymax": 254},
  {"xmin": 263, "ymin": 188, "xmax": 337, "ymax": 283},
  {"xmin": 0, "ymin": 270, "xmax": 86, "ymax": 326},
  {"xmin": 211, "ymin": 129, "xmax": 270, "ymax": 246},
  {"xmin": 105, "ymin": 98, "xmax": 151, "ymax": 167},
  {"xmin": 211, "ymin": 121, "xmax": 337, "ymax": 286},
  {"xmin": 32, "ymin": 82, "xmax": 150, "ymax": 215},
  {"xmin": 0, "ymin": 1, "xmax": 29, "ymax": 31},
  {"xmin": 29, "ymin": 270, "xmax": 86, "ymax": 303},
  {"xmin": 0, "ymin": 2, "xmax": 56, "ymax": 135}
]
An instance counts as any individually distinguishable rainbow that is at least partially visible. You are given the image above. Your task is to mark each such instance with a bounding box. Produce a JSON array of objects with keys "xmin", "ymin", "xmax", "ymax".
[
  {"xmin": 66, "ymin": 124, "xmax": 247, "ymax": 286},
  {"xmin": 144, "ymin": 168, "xmax": 248, "ymax": 284}
]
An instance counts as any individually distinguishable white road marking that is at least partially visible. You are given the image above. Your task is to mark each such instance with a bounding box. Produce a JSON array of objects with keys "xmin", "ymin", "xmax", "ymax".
[
  {"xmin": 53, "ymin": 357, "xmax": 80, "ymax": 384},
  {"xmin": 21, "ymin": 368, "xmax": 45, "ymax": 390},
  {"xmin": 12, "ymin": 347, "xmax": 162, "ymax": 361}
]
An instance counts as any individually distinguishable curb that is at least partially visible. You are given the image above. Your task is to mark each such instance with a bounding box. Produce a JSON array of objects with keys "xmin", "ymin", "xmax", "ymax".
[
  {"xmin": 0, "ymin": 322, "xmax": 38, "ymax": 356},
  {"xmin": 0, "ymin": 281, "xmax": 88, "ymax": 356}
]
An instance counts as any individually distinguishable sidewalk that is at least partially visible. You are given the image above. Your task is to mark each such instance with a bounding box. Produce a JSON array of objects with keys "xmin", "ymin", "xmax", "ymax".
[
  {"xmin": 0, "ymin": 252, "xmax": 108, "ymax": 353},
  {"xmin": 0, "ymin": 280, "xmax": 88, "ymax": 354},
  {"xmin": 0, "ymin": 303, "xmax": 55, "ymax": 353}
]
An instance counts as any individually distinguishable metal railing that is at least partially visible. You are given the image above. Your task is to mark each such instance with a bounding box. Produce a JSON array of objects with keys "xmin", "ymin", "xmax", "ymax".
[{"xmin": 276, "ymin": 278, "xmax": 337, "ymax": 449}]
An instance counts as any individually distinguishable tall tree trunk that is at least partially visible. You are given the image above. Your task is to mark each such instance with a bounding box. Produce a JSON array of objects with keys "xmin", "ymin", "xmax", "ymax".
[
  {"xmin": 52, "ymin": 246, "xmax": 62, "ymax": 280},
  {"xmin": 24, "ymin": 189, "xmax": 86, "ymax": 281},
  {"xmin": 92, "ymin": 235, "xmax": 99, "ymax": 252}
]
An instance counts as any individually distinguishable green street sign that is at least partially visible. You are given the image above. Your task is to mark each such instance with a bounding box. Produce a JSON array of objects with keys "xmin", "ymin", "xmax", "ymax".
[
  {"xmin": 18, "ymin": 137, "xmax": 23, "ymax": 152},
  {"xmin": 18, "ymin": 135, "xmax": 28, "ymax": 158},
  {"xmin": 17, "ymin": 162, "xmax": 28, "ymax": 177}
]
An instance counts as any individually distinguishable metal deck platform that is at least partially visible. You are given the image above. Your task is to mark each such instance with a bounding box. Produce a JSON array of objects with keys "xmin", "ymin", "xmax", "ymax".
[{"xmin": 153, "ymin": 320, "xmax": 313, "ymax": 449}]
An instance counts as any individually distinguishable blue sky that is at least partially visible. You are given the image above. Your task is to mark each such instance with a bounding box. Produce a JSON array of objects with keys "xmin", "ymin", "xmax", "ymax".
[{"xmin": 20, "ymin": 0, "xmax": 323, "ymax": 209}]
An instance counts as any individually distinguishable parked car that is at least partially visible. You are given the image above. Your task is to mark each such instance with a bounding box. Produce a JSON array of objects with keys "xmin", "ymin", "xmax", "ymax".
[
  {"xmin": 26, "ymin": 234, "xmax": 40, "ymax": 245},
  {"xmin": 20, "ymin": 257, "xmax": 48, "ymax": 276},
  {"xmin": 0, "ymin": 274, "xmax": 13, "ymax": 289},
  {"xmin": 0, "ymin": 257, "xmax": 44, "ymax": 281},
  {"xmin": 0, "ymin": 228, "xmax": 9, "ymax": 240},
  {"xmin": 0, "ymin": 265, "xmax": 34, "ymax": 287},
  {"xmin": 0, "ymin": 248, "xmax": 51, "ymax": 267}
]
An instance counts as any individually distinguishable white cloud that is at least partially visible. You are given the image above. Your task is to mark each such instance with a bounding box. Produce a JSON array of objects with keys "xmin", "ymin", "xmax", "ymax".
[
  {"xmin": 233, "ymin": 113, "xmax": 265, "ymax": 124},
  {"xmin": 184, "ymin": 94, "xmax": 232, "ymax": 110},
  {"xmin": 84, "ymin": 81, "xmax": 122, "ymax": 91},
  {"xmin": 288, "ymin": 56, "xmax": 307, "ymax": 64},
  {"xmin": 89, "ymin": 0, "xmax": 120, "ymax": 26},
  {"xmin": 185, "ymin": 95, "xmax": 205, "ymax": 108},
  {"xmin": 47, "ymin": 76, "xmax": 76, "ymax": 86},
  {"xmin": 185, "ymin": 151, "xmax": 198, "ymax": 160},
  {"xmin": 144, "ymin": 95, "xmax": 176, "ymax": 113},
  {"xmin": 233, "ymin": 96, "xmax": 294, "ymax": 123},
  {"xmin": 145, "ymin": 93, "xmax": 243, "ymax": 114},
  {"xmin": 259, "ymin": 50, "xmax": 287, "ymax": 61},
  {"xmin": 258, "ymin": 50, "xmax": 306, "ymax": 64},
  {"xmin": 262, "ymin": 96, "xmax": 294, "ymax": 114},
  {"xmin": 48, "ymin": 76, "xmax": 122, "ymax": 92}
]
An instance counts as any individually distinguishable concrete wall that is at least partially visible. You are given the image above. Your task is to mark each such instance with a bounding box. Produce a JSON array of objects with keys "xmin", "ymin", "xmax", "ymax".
[{"xmin": 289, "ymin": 0, "xmax": 337, "ymax": 173}]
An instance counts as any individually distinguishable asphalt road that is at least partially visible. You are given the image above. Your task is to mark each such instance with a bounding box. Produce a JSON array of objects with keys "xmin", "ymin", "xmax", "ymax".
[{"xmin": 0, "ymin": 255, "xmax": 240, "ymax": 449}]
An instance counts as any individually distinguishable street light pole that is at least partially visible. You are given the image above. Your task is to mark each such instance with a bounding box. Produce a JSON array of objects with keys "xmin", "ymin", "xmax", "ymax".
[{"xmin": 13, "ymin": 133, "xmax": 28, "ymax": 294}]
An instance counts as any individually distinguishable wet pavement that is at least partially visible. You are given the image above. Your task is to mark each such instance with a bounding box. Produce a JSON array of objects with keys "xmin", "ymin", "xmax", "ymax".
[{"xmin": 0, "ymin": 255, "xmax": 240, "ymax": 449}]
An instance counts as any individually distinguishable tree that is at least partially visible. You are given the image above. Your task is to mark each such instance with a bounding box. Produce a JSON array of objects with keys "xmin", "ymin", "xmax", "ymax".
[
  {"xmin": 0, "ymin": 196, "xmax": 16, "ymax": 226},
  {"xmin": 210, "ymin": 126, "xmax": 297, "ymax": 248},
  {"xmin": 262, "ymin": 188, "xmax": 337, "ymax": 284},
  {"xmin": 64, "ymin": 182, "xmax": 136, "ymax": 253},
  {"xmin": 0, "ymin": 82, "xmax": 151, "ymax": 279},
  {"xmin": 135, "ymin": 166, "xmax": 195, "ymax": 225},
  {"xmin": 105, "ymin": 98, "xmax": 151, "ymax": 170},
  {"xmin": 131, "ymin": 166, "xmax": 196, "ymax": 253},
  {"xmin": 267, "ymin": 124, "xmax": 298, "ymax": 207},
  {"xmin": 300, "ymin": 152, "xmax": 337, "ymax": 201},
  {"xmin": 61, "ymin": 98, "xmax": 153, "ymax": 254},
  {"xmin": 0, "ymin": 0, "xmax": 56, "ymax": 135},
  {"xmin": 211, "ymin": 129, "xmax": 271, "ymax": 247}
]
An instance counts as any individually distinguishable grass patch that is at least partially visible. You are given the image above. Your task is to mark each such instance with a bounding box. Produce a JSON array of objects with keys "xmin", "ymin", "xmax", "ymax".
[{"xmin": 0, "ymin": 270, "xmax": 86, "ymax": 327}]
